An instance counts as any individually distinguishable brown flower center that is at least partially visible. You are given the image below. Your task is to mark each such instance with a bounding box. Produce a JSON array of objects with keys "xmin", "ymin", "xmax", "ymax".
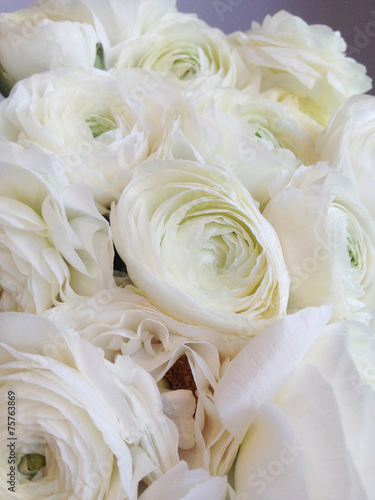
[{"xmin": 164, "ymin": 354, "xmax": 197, "ymax": 395}]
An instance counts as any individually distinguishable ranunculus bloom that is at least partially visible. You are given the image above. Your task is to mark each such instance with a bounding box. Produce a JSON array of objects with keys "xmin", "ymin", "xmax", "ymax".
[
  {"xmin": 0, "ymin": 312, "xmax": 179, "ymax": 499},
  {"xmin": 227, "ymin": 315, "xmax": 375, "ymax": 499},
  {"xmin": 0, "ymin": 67, "xmax": 180, "ymax": 210},
  {"xmin": 0, "ymin": 1, "xmax": 103, "ymax": 88},
  {"xmin": 106, "ymin": 15, "xmax": 246, "ymax": 91},
  {"xmin": 316, "ymin": 94, "xmax": 375, "ymax": 221},
  {"xmin": 111, "ymin": 159, "xmax": 290, "ymax": 335},
  {"xmin": 230, "ymin": 10, "xmax": 372, "ymax": 126},
  {"xmin": 170, "ymin": 86, "xmax": 316, "ymax": 208},
  {"xmin": 0, "ymin": 145, "xmax": 115, "ymax": 313},
  {"xmin": 263, "ymin": 163, "xmax": 375, "ymax": 323},
  {"xmin": 43, "ymin": 286, "xmax": 246, "ymax": 475}
]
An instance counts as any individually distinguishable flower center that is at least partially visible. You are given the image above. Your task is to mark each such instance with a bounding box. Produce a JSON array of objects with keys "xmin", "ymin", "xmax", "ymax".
[
  {"xmin": 346, "ymin": 217, "xmax": 362, "ymax": 271},
  {"xmin": 18, "ymin": 453, "xmax": 46, "ymax": 480},
  {"xmin": 85, "ymin": 115, "xmax": 117, "ymax": 138},
  {"xmin": 154, "ymin": 44, "xmax": 201, "ymax": 80},
  {"xmin": 348, "ymin": 246, "xmax": 358, "ymax": 268},
  {"xmin": 164, "ymin": 355, "xmax": 197, "ymax": 394}
]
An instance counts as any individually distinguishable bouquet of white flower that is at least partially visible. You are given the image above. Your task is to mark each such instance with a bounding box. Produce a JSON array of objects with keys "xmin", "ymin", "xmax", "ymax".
[{"xmin": 0, "ymin": 1, "xmax": 374, "ymax": 499}]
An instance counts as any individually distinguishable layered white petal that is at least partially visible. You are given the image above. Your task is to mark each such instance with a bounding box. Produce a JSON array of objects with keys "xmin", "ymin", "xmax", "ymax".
[
  {"xmin": 138, "ymin": 461, "xmax": 232, "ymax": 500},
  {"xmin": 81, "ymin": 0, "xmax": 177, "ymax": 45},
  {"xmin": 234, "ymin": 319, "xmax": 375, "ymax": 499},
  {"xmin": 43, "ymin": 286, "xmax": 245, "ymax": 361},
  {"xmin": 215, "ymin": 306, "xmax": 332, "ymax": 440}
]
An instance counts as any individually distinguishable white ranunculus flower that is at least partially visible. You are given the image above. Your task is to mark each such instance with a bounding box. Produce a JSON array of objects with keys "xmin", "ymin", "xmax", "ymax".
[
  {"xmin": 43, "ymin": 287, "xmax": 247, "ymax": 475},
  {"xmin": 170, "ymin": 86, "xmax": 316, "ymax": 208},
  {"xmin": 263, "ymin": 163, "xmax": 375, "ymax": 323},
  {"xmin": 0, "ymin": 149, "xmax": 115, "ymax": 313},
  {"xmin": 111, "ymin": 160, "xmax": 290, "ymax": 335},
  {"xmin": 106, "ymin": 15, "xmax": 246, "ymax": 91},
  {"xmin": 0, "ymin": 312, "xmax": 179, "ymax": 499},
  {"xmin": 138, "ymin": 461, "xmax": 235, "ymax": 500},
  {"xmin": 0, "ymin": 67, "xmax": 180, "ymax": 210},
  {"xmin": 229, "ymin": 10, "xmax": 372, "ymax": 126},
  {"xmin": 316, "ymin": 94, "xmax": 375, "ymax": 221},
  {"xmin": 0, "ymin": 137, "xmax": 70, "ymax": 191},
  {"xmin": 0, "ymin": 1, "xmax": 106, "ymax": 90},
  {"xmin": 227, "ymin": 316, "xmax": 375, "ymax": 499}
]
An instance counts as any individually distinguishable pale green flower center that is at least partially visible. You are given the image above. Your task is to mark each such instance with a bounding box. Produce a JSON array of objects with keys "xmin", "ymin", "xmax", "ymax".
[
  {"xmin": 85, "ymin": 115, "xmax": 117, "ymax": 138},
  {"xmin": 345, "ymin": 214, "xmax": 365, "ymax": 275},
  {"xmin": 348, "ymin": 246, "xmax": 358, "ymax": 268},
  {"xmin": 254, "ymin": 125, "xmax": 280, "ymax": 148},
  {"xmin": 155, "ymin": 45, "xmax": 201, "ymax": 80},
  {"xmin": 171, "ymin": 58, "xmax": 198, "ymax": 79},
  {"xmin": 161, "ymin": 208, "xmax": 266, "ymax": 312},
  {"xmin": 347, "ymin": 231, "xmax": 359, "ymax": 268},
  {"xmin": 18, "ymin": 453, "xmax": 46, "ymax": 480}
]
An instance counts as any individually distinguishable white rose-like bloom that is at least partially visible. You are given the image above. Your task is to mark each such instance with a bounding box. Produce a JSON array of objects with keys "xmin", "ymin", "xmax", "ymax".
[
  {"xmin": 0, "ymin": 151, "xmax": 115, "ymax": 313},
  {"xmin": 111, "ymin": 160, "xmax": 289, "ymax": 335},
  {"xmin": 263, "ymin": 163, "xmax": 375, "ymax": 324},
  {"xmin": 316, "ymin": 94, "xmax": 375, "ymax": 221},
  {"xmin": 0, "ymin": 312, "xmax": 179, "ymax": 499},
  {"xmin": 229, "ymin": 10, "xmax": 372, "ymax": 126},
  {"xmin": 43, "ymin": 287, "xmax": 246, "ymax": 475},
  {"xmin": 226, "ymin": 317, "xmax": 375, "ymax": 499},
  {"xmin": 0, "ymin": 67, "xmax": 180, "ymax": 210},
  {"xmin": 0, "ymin": 1, "xmax": 105, "ymax": 89},
  {"xmin": 106, "ymin": 15, "xmax": 247, "ymax": 91},
  {"xmin": 171, "ymin": 86, "xmax": 316, "ymax": 208}
]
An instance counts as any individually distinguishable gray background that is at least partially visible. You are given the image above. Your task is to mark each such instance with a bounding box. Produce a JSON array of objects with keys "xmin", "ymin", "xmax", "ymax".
[{"xmin": 1, "ymin": 0, "xmax": 375, "ymax": 95}]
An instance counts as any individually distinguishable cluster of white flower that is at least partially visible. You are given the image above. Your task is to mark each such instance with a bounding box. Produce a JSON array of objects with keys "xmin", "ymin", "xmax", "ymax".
[{"xmin": 0, "ymin": 1, "xmax": 374, "ymax": 499}]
